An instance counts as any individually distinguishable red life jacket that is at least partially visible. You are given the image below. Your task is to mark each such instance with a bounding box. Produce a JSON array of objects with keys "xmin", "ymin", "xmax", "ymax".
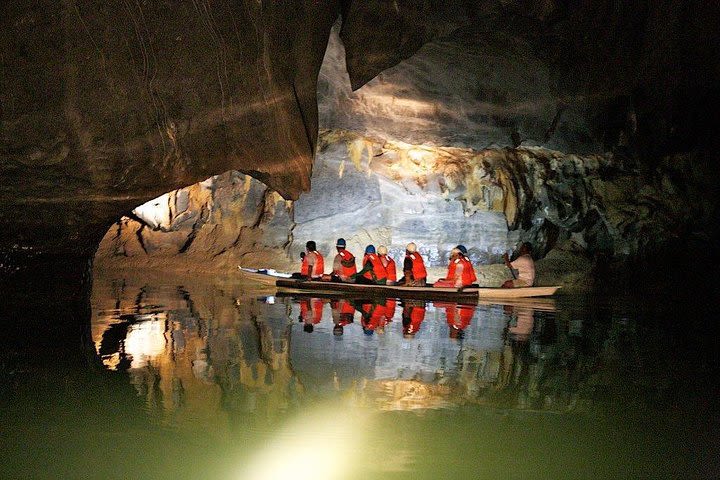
[
  {"xmin": 380, "ymin": 255, "xmax": 397, "ymax": 282},
  {"xmin": 403, "ymin": 305, "xmax": 426, "ymax": 334},
  {"xmin": 362, "ymin": 253, "xmax": 388, "ymax": 283},
  {"xmin": 405, "ymin": 252, "xmax": 427, "ymax": 280},
  {"xmin": 301, "ymin": 299, "xmax": 324, "ymax": 324},
  {"xmin": 301, "ymin": 251, "xmax": 324, "ymax": 277},
  {"xmin": 331, "ymin": 299, "xmax": 356, "ymax": 325},
  {"xmin": 361, "ymin": 302, "xmax": 387, "ymax": 330},
  {"xmin": 311, "ymin": 298, "xmax": 324, "ymax": 324},
  {"xmin": 335, "ymin": 249, "xmax": 356, "ymax": 277},
  {"xmin": 446, "ymin": 256, "xmax": 476, "ymax": 286},
  {"xmin": 446, "ymin": 304, "xmax": 475, "ymax": 330},
  {"xmin": 385, "ymin": 299, "xmax": 397, "ymax": 320}
]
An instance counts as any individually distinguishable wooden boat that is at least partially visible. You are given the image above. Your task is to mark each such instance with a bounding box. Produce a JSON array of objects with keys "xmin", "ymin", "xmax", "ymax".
[
  {"xmin": 476, "ymin": 286, "xmax": 561, "ymax": 299},
  {"xmin": 274, "ymin": 278, "xmax": 560, "ymax": 302},
  {"xmin": 237, "ymin": 267, "xmax": 289, "ymax": 287}
]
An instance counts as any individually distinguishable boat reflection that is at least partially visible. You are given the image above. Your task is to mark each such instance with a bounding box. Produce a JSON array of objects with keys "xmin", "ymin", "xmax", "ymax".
[{"xmin": 91, "ymin": 282, "xmax": 603, "ymax": 421}]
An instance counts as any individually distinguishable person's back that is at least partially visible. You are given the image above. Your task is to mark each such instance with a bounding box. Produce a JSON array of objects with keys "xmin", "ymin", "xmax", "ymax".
[
  {"xmin": 377, "ymin": 245, "xmax": 397, "ymax": 285},
  {"xmin": 356, "ymin": 245, "xmax": 388, "ymax": 284},
  {"xmin": 400, "ymin": 242, "xmax": 427, "ymax": 287},
  {"xmin": 502, "ymin": 243, "xmax": 535, "ymax": 287},
  {"xmin": 298, "ymin": 241, "xmax": 324, "ymax": 279},
  {"xmin": 434, "ymin": 245, "xmax": 476, "ymax": 288},
  {"xmin": 332, "ymin": 238, "xmax": 356, "ymax": 282},
  {"xmin": 511, "ymin": 254, "xmax": 535, "ymax": 286}
]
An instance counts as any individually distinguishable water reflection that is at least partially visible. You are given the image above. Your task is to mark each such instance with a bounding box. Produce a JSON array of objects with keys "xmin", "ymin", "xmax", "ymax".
[{"xmin": 91, "ymin": 279, "xmax": 614, "ymax": 421}]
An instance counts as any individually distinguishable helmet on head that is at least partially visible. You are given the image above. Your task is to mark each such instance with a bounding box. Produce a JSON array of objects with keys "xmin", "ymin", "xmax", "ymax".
[
  {"xmin": 365, "ymin": 244, "xmax": 376, "ymax": 254},
  {"xmin": 377, "ymin": 245, "xmax": 388, "ymax": 255},
  {"xmin": 306, "ymin": 240, "xmax": 316, "ymax": 251},
  {"xmin": 406, "ymin": 242, "xmax": 417, "ymax": 253},
  {"xmin": 336, "ymin": 238, "xmax": 346, "ymax": 248},
  {"xmin": 456, "ymin": 244, "xmax": 467, "ymax": 255}
]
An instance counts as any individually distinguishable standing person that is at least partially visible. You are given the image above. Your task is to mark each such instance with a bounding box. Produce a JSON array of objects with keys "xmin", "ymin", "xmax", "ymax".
[
  {"xmin": 331, "ymin": 238, "xmax": 357, "ymax": 282},
  {"xmin": 501, "ymin": 242, "xmax": 535, "ymax": 288},
  {"xmin": 434, "ymin": 245, "xmax": 477, "ymax": 288},
  {"xmin": 377, "ymin": 245, "xmax": 397, "ymax": 285},
  {"xmin": 355, "ymin": 245, "xmax": 388, "ymax": 285},
  {"xmin": 398, "ymin": 242, "xmax": 427, "ymax": 287},
  {"xmin": 299, "ymin": 241, "xmax": 324, "ymax": 279}
]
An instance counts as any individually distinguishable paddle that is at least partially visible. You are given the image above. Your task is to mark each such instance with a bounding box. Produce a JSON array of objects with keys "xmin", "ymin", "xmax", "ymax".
[{"xmin": 502, "ymin": 251, "xmax": 519, "ymax": 289}]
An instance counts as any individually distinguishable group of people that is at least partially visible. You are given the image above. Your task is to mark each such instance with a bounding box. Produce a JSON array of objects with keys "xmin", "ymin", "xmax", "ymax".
[{"xmin": 298, "ymin": 238, "xmax": 536, "ymax": 288}]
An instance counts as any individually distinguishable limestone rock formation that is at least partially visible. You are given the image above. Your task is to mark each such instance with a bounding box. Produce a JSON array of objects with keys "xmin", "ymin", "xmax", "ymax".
[{"xmin": 96, "ymin": 171, "xmax": 293, "ymax": 269}]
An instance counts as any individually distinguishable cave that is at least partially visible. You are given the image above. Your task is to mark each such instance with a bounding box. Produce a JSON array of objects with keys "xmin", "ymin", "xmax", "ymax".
[{"xmin": 2, "ymin": 1, "xmax": 720, "ymax": 478}]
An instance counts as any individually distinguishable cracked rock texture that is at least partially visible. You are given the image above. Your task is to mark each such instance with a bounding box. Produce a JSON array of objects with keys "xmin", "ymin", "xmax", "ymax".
[{"xmin": 98, "ymin": 131, "xmax": 717, "ymax": 290}]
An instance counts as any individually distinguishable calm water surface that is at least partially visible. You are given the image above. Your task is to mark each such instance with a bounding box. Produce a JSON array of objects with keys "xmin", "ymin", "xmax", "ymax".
[{"xmin": 2, "ymin": 274, "xmax": 719, "ymax": 479}]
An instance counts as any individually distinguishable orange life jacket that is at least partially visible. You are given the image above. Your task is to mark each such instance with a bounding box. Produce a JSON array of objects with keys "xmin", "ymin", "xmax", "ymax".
[
  {"xmin": 362, "ymin": 253, "xmax": 388, "ymax": 283},
  {"xmin": 403, "ymin": 305, "xmax": 426, "ymax": 334},
  {"xmin": 361, "ymin": 302, "xmax": 387, "ymax": 330},
  {"xmin": 301, "ymin": 251, "xmax": 324, "ymax": 277},
  {"xmin": 380, "ymin": 255, "xmax": 397, "ymax": 282},
  {"xmin": 446, "ymin": 304, "xmax": 475, "ymax": 330},
  {"xmin": 405, "ymin": 252, "xmax": 427, "ymax": 280},
  {"xmin": 385, "ymin": 299, "xmax": 397, "ymax": 320},
  {"xmin": 446, "ymin": 255, "xmax": 476, "ymax": 286},
  {"xmin": 300, "ymin": 298, "xmax": 323, "ymax": 324},
  {"xmin": 335, "ymin": 249, "xmax": 356, "ymax": 278},
  {"xmin": 331, "ymin": 299, "xmax": 356, "ymax": 325}
]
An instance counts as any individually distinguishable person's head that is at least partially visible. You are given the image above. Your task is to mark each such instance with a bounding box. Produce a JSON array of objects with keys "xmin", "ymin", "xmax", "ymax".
[
  {"xmin": 333, "ymin": 324, "xmax": 344, "ymax": 336},
  {"xmin": 449, "ymin": 247, "xmax": 461, "ymax": 259},
  {"xmin": 363, "ymin": 328, "xmax": 374, "ymax": 336},
  {"xmin": 406, "ymin": 242, "xmax": 417, "ymax": 253},
  {"xmin": 300, "ymin": 251, "xmax": 306, "ymax": 260},
  {"xmin": 336, "ymin": 238, "xmax": 346, "ymax": 250},
  {"xmin": 305, "ymin": 240, "xmax": 316, "ymax": 252},
  {"xmin": 449, "ymin": 326, "xmax": 465, "ymax": 340},
  {"xmin": 518, "ymin": 242, "xmax": 532, "ymax": 256},
  {"xmin": 377, "ymin": 245, "xmax": 388, "ymax": 256},
  {"xmin": 303, "ymin": 323, "xmax": 314, "ymax": 333},
  {"xmin": 456, "ymin": 245, "xmax": 468, "ymax": 256},
  {"xmin": 365, "ymin": 244, "xmax": 376, "ymax": 255}
]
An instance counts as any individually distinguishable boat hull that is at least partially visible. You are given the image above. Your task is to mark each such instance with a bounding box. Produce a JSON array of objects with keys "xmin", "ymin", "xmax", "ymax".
[{"xmin": 274, "ymin": 278, "xmax": 560, "ymax": 302}]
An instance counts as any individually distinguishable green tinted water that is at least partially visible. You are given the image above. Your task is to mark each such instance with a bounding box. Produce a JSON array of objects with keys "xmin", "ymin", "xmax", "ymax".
[{"xmin": 1, "ymin": 274, "xmax": 718, "ymax": 479}]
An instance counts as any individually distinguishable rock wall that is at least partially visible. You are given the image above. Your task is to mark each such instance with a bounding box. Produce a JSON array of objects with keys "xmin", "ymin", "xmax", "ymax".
[
  {"xmin": 98, "ymin": 130, "xmax": 715, "ymax": 290},
  {"xmin": 97, "ymin": 23, "xmax": 719, "ymax": 289}
]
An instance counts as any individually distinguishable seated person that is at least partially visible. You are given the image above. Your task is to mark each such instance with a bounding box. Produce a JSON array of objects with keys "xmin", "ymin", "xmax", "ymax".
[
  {"xmin": 397, "ymin": 242, "xmax": 427, "ymax": 287},
  {"xmin": 331, "ymin": 237, "xmax": 357, "ymax": 282},
  {"xmin": 433, "ymin": 244, "xmax": 477, "ymax": 288},
  {"xmin": 354, "ymin": 244, "xmax": 388, "ymax": 285},
  {"xmin": 292, "ymin": 241, "xmax": 324, "ymax": 279},
  {"xmin": 377, "ymin": 245, "xmax": 397, "ymax": 285},
  {"xmin": 501, "ymin": 242, "xmax": 535, "ymax": 288}
]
